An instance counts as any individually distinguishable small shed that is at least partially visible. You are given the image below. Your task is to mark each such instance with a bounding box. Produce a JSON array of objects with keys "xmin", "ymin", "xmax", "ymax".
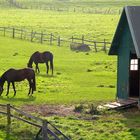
[{"xmin": 109, "ymin": 6, "xmax": 140, "ymax": 101}]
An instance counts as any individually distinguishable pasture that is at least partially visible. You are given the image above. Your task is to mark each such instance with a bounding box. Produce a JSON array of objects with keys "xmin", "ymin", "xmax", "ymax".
[
  {"xmin": 0, "ymin": 9, "xmax": 119, "ymax": 41},
  {"xmin": 0, "ymin": 0, "xmax": 140, "ymax": 139},
  {"xmin": 0, "ymin": 36, "xmax": 116, "ymax": 105}
]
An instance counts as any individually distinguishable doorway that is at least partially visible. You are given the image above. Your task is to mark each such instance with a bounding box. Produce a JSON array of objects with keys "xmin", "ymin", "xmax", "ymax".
[{"xmin": 129, "ymin": 53, "xmax": 139, "ymax": 97}]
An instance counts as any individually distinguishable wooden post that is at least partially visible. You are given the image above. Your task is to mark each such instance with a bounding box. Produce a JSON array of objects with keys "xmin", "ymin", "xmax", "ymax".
[
  {"xmin": 6, "ymin": 104, "xmax": 11, "ymax": 138},
  {"xmin": 58, "ymin": 36, "xmax": 60, "ymax": 47},
  {"xmin": 31, "ymin": 30, "xmax": 33, "ymax": 42},
  {"xmin": 12, "ymin": 28, "xmax": 15, "ymax": 38},
  {"xmin": 40, "ymin": 32, "xmax": 43, "ymax": 44},
  {"xmin": 20, "ymin": 29, "xmax": 23, "ymax": 39},
  {"xmin": 42, "ymin": 120, "xmax": 48, "ymax": 140},
  {"xmin": 103, "ymin": 39, "xmax": 107, "ymax": 53},
  {"xmin": 7, "ymin": 104, "xmax": 11, "ymax": 126},
  {"xmin": 4, "ymin": 27, "xmax": 6, "ymax": 36},
  {"xmin": 71, "ymin": 36, "xmax": 74, "ymax": 43},
  {"xmin": 94, "ymin": 41, "xmax": 97, "ymax": 52},
  {"xmin": 82, "ymin": 35, "xmax": 84, "ymax": 44},
  {"xmin": 50, "ymin": 33, "xmax": 53, "ymax": 45}
]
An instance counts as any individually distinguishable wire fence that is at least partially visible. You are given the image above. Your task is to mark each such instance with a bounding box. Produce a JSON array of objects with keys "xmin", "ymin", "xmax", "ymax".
[{"xmin": 4, "ymin": 0, "xmax": 123, "ymax": 15}]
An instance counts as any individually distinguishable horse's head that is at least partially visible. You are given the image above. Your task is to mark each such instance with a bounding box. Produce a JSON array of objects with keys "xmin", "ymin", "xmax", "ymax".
[{"xmin": 27, "ymin": 63, "xmax": 32, "ymax": 68}]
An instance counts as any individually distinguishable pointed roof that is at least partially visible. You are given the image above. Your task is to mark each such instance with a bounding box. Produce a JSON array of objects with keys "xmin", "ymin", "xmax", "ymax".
[{"xmin": 109, "ymin": 6, "xmax": 140, "ymax": 58}]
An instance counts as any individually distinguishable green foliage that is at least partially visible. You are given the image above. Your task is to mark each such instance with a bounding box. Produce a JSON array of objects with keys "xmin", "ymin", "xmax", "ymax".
[
  {"xmin": 88, "ymin": 104, "xmax": 100, "ymax": 115},
  {"xmin": 74, "ymin": 104, "xmax": 84, "ymax": 113}
]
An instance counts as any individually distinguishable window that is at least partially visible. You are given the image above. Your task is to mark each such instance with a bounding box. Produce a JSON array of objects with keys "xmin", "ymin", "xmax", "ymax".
[{"xmin": 130, "ymin": 59, "xmax": 138, "ymax": 70}]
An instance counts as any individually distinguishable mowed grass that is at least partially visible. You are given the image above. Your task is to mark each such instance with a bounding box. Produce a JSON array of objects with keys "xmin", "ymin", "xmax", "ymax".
[{"xmin": 0, "ymin": 36, "xmax": 116, "ymax": 106}]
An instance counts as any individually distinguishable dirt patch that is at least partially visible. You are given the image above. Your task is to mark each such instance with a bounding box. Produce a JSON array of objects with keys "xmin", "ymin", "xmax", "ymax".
[{"xmin": 21, "ymin": 105, "xmax": 80, "ymax": 117}]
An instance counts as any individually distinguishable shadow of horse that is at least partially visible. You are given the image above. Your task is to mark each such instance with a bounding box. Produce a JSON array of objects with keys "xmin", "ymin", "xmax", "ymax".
[
  {"xmin": 0, "ymin": 95, "xmax": 36, "ymax": 102},
  {"xmin": 37, "ymin": 73, "xmax": 56, "ymax": 78}
]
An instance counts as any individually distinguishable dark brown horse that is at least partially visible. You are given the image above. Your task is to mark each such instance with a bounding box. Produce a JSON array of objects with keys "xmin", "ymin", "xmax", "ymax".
[
  {"xmin": 0, "ymin": 68, "xmax": 36, "ymax": 96},
  {"xmin": 27, "ymin": 51, "xmax": 54, "ymax": 75}
]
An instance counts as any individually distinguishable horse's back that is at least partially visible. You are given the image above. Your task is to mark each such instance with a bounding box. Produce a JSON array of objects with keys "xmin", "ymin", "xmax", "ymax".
[
  {"xmin": 43, "ymin": 51, "xmax": 53, "ymax": 61},
  {"xmin": 4, "ymin": 68, "xmax": 35, "ymax": 81},
  {"xmin": 32, "ymin": 51, "xmax": 53, "ymax": 63}
]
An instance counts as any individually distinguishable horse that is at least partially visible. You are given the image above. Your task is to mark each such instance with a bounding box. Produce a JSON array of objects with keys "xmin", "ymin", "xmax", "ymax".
[
  {"xmin": 27, "ymin": 51, "xmax": 54, "ymax": 75},
  {"xmin": 0, "ymin": 68, "xmax": 36, "ymax": 96}
]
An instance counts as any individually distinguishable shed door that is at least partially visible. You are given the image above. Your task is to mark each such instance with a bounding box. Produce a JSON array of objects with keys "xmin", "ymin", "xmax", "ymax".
[{"xmin": 129, "ymin": 55, "xmax": 139, "ymax": 97}]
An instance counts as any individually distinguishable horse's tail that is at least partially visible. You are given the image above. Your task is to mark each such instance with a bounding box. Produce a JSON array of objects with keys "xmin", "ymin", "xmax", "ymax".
[
  {"xmin": 32, "ymin": 72, "xmax": 36, "ymax": 91},
  {"xmin": 50, "ymin": 54, "xmax": 54, "ymax": 75}
]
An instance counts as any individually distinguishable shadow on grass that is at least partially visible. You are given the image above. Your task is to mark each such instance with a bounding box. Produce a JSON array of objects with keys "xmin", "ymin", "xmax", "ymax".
[
  {"xmin": 0, "ymin": 95, "xmax": 36, "ymax": 103},
  {"xmin": 37, "ymin": 73, "xmax": 57, "ymax": 78}
]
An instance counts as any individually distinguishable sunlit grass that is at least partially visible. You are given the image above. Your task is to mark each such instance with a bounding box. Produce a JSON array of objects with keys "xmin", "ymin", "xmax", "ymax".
[{"xmin": 0, "ymin": 36, "xmax": 116, "ymax": 106}]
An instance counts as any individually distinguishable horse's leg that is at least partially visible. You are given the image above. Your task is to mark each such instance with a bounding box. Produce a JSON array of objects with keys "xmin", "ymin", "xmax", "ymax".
[
  {"xmin": 12, "ymin": 82, "xmax": 16, "ymax": 96},
  {"xmin": 35, "ymin": 63, "xmax": 40, "ymax": 73},
  {"xmin": 37, "ymin": 64, "xmax": 40, "ymax": 73},
  {"xmin": 46, "ymin": 62, "xmax": 49, "ymax": 75},
  {"xmin": 35, "ymin": 64, "xmax": 38, "ymax": 73},
  {"xmin": 6, "ymin": 82, "xmax": 10, "ymax": 96},
  {"xmin": 29, "ymin": 81, "xmax": 34, "ymax": 96},
  {"xmin": 28, "ymin": 80, "xmax": 31, "ymax": 96}
]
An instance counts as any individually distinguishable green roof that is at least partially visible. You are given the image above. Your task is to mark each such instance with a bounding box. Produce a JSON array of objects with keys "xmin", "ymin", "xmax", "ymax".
[{"xmin": 109, "ymin": 6, "xmax": 140, "ymax": 58}]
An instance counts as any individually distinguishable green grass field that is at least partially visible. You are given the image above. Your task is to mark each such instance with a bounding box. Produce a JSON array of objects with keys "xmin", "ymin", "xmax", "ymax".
[
  {"xmin": 0, "ymin": 36, "xmax": 116, "ymax": 105},
  {"xmin": 0, "ymin": 0, "xmax": 140, "ymax": 139},
  {"xmin": 0, "ymin": 9, "xmax": 119, "ymax": 41}
]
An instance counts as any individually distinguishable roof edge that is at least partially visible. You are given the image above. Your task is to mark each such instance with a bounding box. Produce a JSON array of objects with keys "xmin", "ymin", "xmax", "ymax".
[{"xmin": 125, "ymin": 6, "xmax": 140, "ymax": 58}]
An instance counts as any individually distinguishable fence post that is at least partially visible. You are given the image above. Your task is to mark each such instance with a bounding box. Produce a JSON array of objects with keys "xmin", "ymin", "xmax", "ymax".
[
  {"xmin": 4, "ymin": 27, "xmax": 6, "ymax": 36},
  {"xmin": 94, "ymin": 41, "xmax": 97, "ymax": 52},
  {"xmin": 50, "ymin": 33, "xmax": 53, "ymax": 45},
  {"xmin": 71, "ymin": 35, "xmax": 74, "ymax": 43},
  {"xmin": 82, "ymin": 35, "xmax": 84, "ymax": 44},
  {"xmin": 31, "ymin": 30, "xmax": 34, "ymax": 42},
  {"xmin": 42, "ymin": 120, "xmax": 48, "ymax": 140},
  {"xmin": 12, "ymin": 28, "xmax": 15, "ymax": 38},
  {"xmin": 7, "ymin": 104, "xmax": 11, "ymax": 126},
  {"xmin": 20, "ymin": 29, "xmax": 23, "ymax": 39},
  {"xmin": 7, "ymin": 103, "xmax": 11, "ymax": 135},
  {"xmin": 103, "ymin": 39, "xmax": 107, "ymax": 53},
  {"xmin": 40, "ymin": 32, "xmax": 43, "ymax": 44},
  {"xmin": 58, "ymin": 36, "xmax": 61, "ymax": 47}
]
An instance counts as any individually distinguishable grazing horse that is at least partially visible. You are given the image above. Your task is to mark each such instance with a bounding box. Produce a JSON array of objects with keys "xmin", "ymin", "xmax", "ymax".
[
  {"xmin": 27, "ymin": 51, "xmax": 54, "ymax": 75},
  {"xmin": 0, "ymin": 68, "xmax": 36, "ymax": 96}
]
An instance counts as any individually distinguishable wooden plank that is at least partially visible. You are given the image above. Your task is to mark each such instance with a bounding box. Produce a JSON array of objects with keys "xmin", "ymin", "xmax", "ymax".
[
  {"xmin": 47, "ymin": 129, "xmax": 60, "ymax": 140},
  {"xmin": 104, "ymin": 104, "xmax": 118, "ymax": 108},
  {"xmin": 11, "ymin": 106, "xmax": 43, "ymax": 122},
  {"xmin": 98, "ymin": 99, "xmax": 138, "ymax": 110},
  {"xmin": 48, "ymin": 122, "xmax": 70, "ymax": 140},
  {"xmin": 11, "ymin": 114, "xmax": 41, "ymax": 128}
]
